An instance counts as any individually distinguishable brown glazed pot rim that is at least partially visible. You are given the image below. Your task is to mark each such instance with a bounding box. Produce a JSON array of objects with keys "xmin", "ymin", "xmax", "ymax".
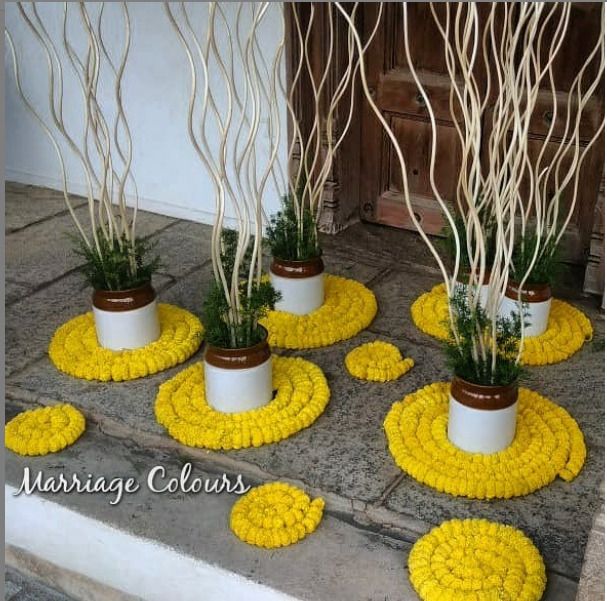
[
  {"xmin": 505, "ymin": 280, "xmax": 552, "ymax": 303},
  {"xmin": 450, "ymin": 376, "xmax": 518, "ymax": 411},
  {"xmin": 92, "ymin": 281, "xmax": 156, "ymax": 312},
  {"xmin": 270, "ymin": 255, "xmax": 324, "ymax": 279},
  {"xmin": 204, "ymin": 326, "xmax": 271, "ymax": 369}
]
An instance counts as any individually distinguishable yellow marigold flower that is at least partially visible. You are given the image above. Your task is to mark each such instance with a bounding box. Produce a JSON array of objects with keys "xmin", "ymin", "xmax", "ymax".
[
  {"xmin": 345, "ymin": 340, "xmax": 414, "ymax": 382},
  {"xmin": 260, "ymin": 275, "xmax": 377, "ymax": 349},
  {"xmin": 409, "ymin": 518, "xmax": 546, "ymax": 601},
  {"xmin": 49, "ymin": 304, "xmax": 203, "ymax": 382},
  {"xmin": 230, "ymin": 482, "xmax": 324, "ymax": 549},
  {"xmin": 411, "ymin": 283, "xmax": 592, "ymax": 366},
  {"xmin": 384, "ymin": 382, "xmax": 586, "ymax": 499},
  {"xmin": 6, "ymin": 404, "xmax": 85, "ymax": 456},
  {"xmin": 155, "ymin": 356, "xmax": 330, "ymax": 450}
]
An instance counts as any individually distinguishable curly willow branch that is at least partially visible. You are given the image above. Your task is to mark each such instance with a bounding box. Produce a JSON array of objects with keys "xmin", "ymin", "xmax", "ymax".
[
  {"xmin": 9, "ymin": 2, "xmax": 139, "ymax": 276},
  {"xmin": 167, "ymin": 2, "xmax": 283, "ymax": 346}
]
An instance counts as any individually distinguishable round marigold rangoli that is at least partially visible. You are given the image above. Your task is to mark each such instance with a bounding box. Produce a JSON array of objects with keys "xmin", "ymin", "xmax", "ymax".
[
  {"xmin": 6, "ymin": 404, "xmax": 85, "ymax": 456},
  {"xmin": 345, "ymin": 340, "xmax": 414, "ymax": 382},
  {"xmin": 409, "ymin": 518, "xmax": 546, "ymax": 601},
  {"xmin": 230, "ymin": 482, "xmax": 324, "ymax": 548},
  {"xmin": 49, "ymin": 304, "xmax": 203, "ymax": 382},
  {"xmin": 384, "ymin": 382, "xmax": 585, "ymax": 499},
  {"xmin": 155, "ymin": 356, "xmax": 330, "ymax": 450},
  {"xmin": 260, "ymin": 274, "xmax": 377, "ymax": 349},
  {"xmin": 410, "ymin": 283, "xmax": 592, "ymax": 365}
]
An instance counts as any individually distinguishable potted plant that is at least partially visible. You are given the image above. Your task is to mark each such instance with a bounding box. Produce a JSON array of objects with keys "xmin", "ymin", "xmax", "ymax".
[
  {"xmin": 445, "ymin": 289, "xmax": 524, "ymax": 453},
  {"xmin": 168, "ymin": 3, "xmax": 286, "ymax": 411},
  {"xmin": 266, "ymin": 192, "xmax": 324, "ymax": 315},
  {"xmin": 500, "ymin": 233, "xmax": 560, "ymax": 337},
  {"xmin": 7, "ymin": 3, "xmax": 162, "ymax": 351},
  {"xmin": 202, "ymin": 230, "xmax": 280, "ymax": 412},
  {"xmin": 73, "ymin": 232, "xmax": 161, "ymax": 350},
  {"xmin": 268, "ymin": 3, "xmax": 364, "ymax": 315}
]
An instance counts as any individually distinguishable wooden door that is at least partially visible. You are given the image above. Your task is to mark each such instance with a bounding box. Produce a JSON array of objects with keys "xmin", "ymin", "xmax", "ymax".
[{"xmin": 358, "ymin": 3, "xmax": 604, "ymax": 268}]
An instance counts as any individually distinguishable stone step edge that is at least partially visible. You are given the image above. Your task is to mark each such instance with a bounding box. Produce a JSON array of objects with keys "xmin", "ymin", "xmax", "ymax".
[
  {"xmin": 6, "ymin": 544, "xmax": 141, "ymax": 601},
  {"xmin": 6, "ymin": 386, "xmax": 430, "ymax": 543},
  {"xmin": 5, "ymin": 486, "xmax": 301, "ymax": 601}
]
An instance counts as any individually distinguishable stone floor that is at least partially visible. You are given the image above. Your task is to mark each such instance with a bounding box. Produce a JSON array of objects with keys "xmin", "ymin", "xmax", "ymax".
[
  {"xmin": 5, "ymin": 182, "xmax": 605, "ymax": 600},
  {"xmin": 5, "ymin": 568, "xmax": 76, "ymax": 601}
]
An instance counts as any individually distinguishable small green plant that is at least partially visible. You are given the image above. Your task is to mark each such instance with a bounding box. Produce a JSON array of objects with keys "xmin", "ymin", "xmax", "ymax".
[
  {"xmin": 266, "ymin": 194, "xmax": 321, "ymax": 261},
  {"xmin": 444, "ymin": 288, "xmax": 525, "ymax": 386},
  {"xmin": 202, "ymin": 229, "xmax": 281, "ymax": 348},
  {"xmin": 510, "ymin": 232, "xmax": 560, "ymax": 286},
  {"xmin": 440, "ymin": 208, "xmax": 497, "ymax": 274},
  {"xmin": 71, "ymin": 229, "xmax": 161, "ymax": 291}
]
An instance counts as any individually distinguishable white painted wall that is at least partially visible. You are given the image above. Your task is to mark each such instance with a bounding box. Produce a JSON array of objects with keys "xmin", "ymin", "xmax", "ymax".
[{"xmin": 5, "ymin": 2, "xmax": 287, "ymax": 226}]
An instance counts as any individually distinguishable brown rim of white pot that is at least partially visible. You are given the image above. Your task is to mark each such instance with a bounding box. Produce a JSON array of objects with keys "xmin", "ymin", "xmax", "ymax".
[
  {"xmin": 450, "ymin": 376, "xmax": 518, "ymax": 411},
  {"xmin": 204, "ymin": 326, "xmax": 271, "ymax": 370},
  {"xmin": 270, "ymin": 256, "xmax": 324, "ymax": 279},
  {"xmin": 457, "ymin": 267, "xmax": 492, "ymax": 286},
  {"xmin": 92, "ymin": 281, "xmax": 156, "ymax": 312},
  {"xmin": 505, "ymin": 280, "xmax": 551, "ymax": 303}
]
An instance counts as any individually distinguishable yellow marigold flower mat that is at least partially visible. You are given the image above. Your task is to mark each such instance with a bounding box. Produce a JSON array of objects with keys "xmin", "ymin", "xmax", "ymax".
[
  {"xmin": 345, "ymin": 340, "xmax": 414, "ymax": 382},
  {"xmin": 230, "ymin": 482, "xmax": 324, "ymax": 548},
  {"xmin": 411, "ymin": 283, "xmax": 593, "ymax": 365},
  {"xmin": 409, "ymin": 518, "xmax": 546, "ymax": 601},
  {"xmin": 155, "ymin": 356, "xmax": 330, "ymax": 450},
  {"xmin": 260, "ymin": 274, "xmax": 377, "ymax": 349},
  {"xmin": 6, "ymin": 404, "xmax": 85, "ymax": 456},
  {"xmin": 49, "ymin": 304, "xmax": 204, "ymax": 382},
  {"xmin": 384, "ymin": 382, "xmax": 586, "ymax": 499}
]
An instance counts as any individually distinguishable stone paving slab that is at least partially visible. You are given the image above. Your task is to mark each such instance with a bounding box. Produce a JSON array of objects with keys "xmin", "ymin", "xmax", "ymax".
[
  {"xmin": 4, "ymin": 406, "xmax": 419, "ymax": 601},
  {"xmin": 4, "ymin": 400, "xmax": 580, "ymax": 601},
  {"xmin": 5, "ymin": 567, "xmax": 77, "ymax": 601},
  {"xmin": 5, "ymin": 184, "xmax": 87, "ymax": 233}
]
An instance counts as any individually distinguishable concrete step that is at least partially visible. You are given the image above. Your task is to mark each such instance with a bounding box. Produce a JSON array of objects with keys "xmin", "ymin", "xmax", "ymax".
[
  {"xmin": 5, "ymin": 566, "xmax": 79, "ymax": 601},
  {"xmin": 5, "ymin": 401, "xmax": 579, "ymax": 601}
]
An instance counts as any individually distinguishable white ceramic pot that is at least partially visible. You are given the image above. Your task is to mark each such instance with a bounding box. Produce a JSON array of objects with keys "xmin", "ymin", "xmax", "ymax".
[
  {"xmin": 92, "ymin": 282, "xmax": 161, "ymax": 351},
  {"xmin": 203, "ymin": 329, "xmax": 272, "ymax": 413},
  {"xmin": 447, "ymin": 377, "xmax": 518, "ymax": 454},
  {"xmin": 270, "ymin": 256, "xmax": 325, "ymax": 315},
  {"xmin": 500, "ymin": 281, "xmax": 552, "ymax": 337}
]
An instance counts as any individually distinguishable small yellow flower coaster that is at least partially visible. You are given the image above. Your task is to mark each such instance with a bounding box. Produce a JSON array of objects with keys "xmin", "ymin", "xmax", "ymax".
[
  {"xmin": 49, "ymin": 304, "xmax": 204, "ymax": 382},
  {"xmin": 155, "ymin": 356, "xmax": 330, "ymax": 450},
  {"xmin": 409, "ymin": 518, "xmax": 546, "ymax": 601},
  {"xmin": 230, "ymin": 482, "xmax": 324, "ymax": 549},
  {"xmin": 6, "ymin": 404, "xmax": 85, "ymax": 456},
  {"xmin": 345, "ymin": 341, "xmax": 414, "ymax": 382},
  {"xmin": 411, "ymin": 283, "xmax": 592, "ymax": 365},
  {"xmin": 260, "ymin": 274, "xmax": 377, "ymax": 349},
  {"xmin": 385, "ymin": 383, "xmax": 586, "ymax": 499}
]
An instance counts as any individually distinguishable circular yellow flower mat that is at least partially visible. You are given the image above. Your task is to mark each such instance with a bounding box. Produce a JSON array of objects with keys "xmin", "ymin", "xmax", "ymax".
[
  {"xmin": 411, "ymin": 283, "xmax": 592, "ymax": 365},
  {"xmin": 260, "ymin": 274, "xmax": 377, "ymax": 349},
  {"xmin": 6, "ymin": 404, "xmax": 85, "ymax": 456},
  {"xmin": 385, "ymin": 383, "xmax": 585, "ymax": 499},
  {"xmin": 230, "ymin": 482, "xmax": 325, "ymax": 548},
  {"xmin": 155, "ymin": 356, "xmax": 330, "ymax": 450},
  {"xmin": 345, "ymin": 340, "xmax": 414, "ymax": 382},
  {"xmin": 49, "ymin": 304, "xmax": 204, "ymax": 382},
  {"xmin": 409, "ymin": 518, "xmax": 546, "ymax": 601}
]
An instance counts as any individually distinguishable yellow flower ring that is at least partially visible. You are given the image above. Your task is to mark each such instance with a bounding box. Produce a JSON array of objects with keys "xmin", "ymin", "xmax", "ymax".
[
  {"xmin": 409, "ymin": 518, "xmax": 546, "ymax": 601},
  {"xmin": 411, "ymin": 283, "xmax": 592, "ymax": 366},
  {"xmin": 49, "ymin": 304, "xmax": 204, "ymax": 382},
  {"xmin": 230, "ymin": 482, "xmax": 325, "ymax": 549},
  {"xmin": 345, "ymin": 341, "xmax": 414, "ymax": 382},
  {"xmin": 384, "ymin": 383, "xmax": 585, "ymax": 499},
  {"xmin": 260, "ymin": 274, "xmax": 377, "ymax": 349},
  {"xmin": 155, "ymin": 356, "xmax": 330, "ymax": 450},
  {"xmin": 6, "ymin": 404, "xmax": 85, "ymax": 456}
]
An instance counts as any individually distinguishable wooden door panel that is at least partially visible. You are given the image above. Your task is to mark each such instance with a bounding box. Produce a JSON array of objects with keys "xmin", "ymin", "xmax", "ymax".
[{"xmin": 359, "ymin": 2, "xmax": 603, "ymax": 269}]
